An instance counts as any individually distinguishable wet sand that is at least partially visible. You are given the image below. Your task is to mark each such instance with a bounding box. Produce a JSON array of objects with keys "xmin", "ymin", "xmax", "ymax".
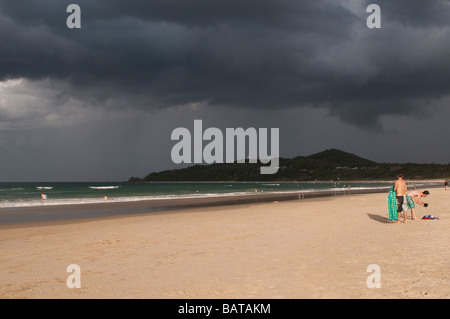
[{"xmin": 0, "ymin": 186, "xmax": 405, "ymax": 225}]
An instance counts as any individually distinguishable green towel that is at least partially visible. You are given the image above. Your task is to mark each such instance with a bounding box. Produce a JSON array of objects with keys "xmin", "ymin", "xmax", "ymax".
[{"xmin": 387, "ymin": 186, "xmax": 398, "ymax": 220}]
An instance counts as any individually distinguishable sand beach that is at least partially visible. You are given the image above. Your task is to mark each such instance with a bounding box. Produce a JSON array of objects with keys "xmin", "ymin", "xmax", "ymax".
[{"xmin": 0, "ymin": 185, "xmax": 448, "ymax": 299}]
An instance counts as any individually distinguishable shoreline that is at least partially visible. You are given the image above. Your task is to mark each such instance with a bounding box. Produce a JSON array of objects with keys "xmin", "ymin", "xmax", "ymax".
[
  {"xmin": 1, "ymin": 187, "xmax": 448, "ymax": 298},
  {"xmin": 125, "ymin": 179, "xmax": 443, "ymax": 184},
  {"xmin": 0, "ymin": 181, "xmax": 442, "ymax": 226}
]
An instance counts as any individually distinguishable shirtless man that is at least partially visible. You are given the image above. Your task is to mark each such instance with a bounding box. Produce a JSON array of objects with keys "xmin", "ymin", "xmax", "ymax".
[
  {"xmin": 394, "ymin": 173, "xmax": 408, "ymax": 223},
  {"xmin": 406, "ymin": 190, "xmax": 430, "ymax": 220}
]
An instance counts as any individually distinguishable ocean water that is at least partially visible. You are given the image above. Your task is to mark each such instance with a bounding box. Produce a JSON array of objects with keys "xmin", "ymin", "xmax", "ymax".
[{"xmin": 0, "ymin": 181, "xmax": 413, "ymax": 209}]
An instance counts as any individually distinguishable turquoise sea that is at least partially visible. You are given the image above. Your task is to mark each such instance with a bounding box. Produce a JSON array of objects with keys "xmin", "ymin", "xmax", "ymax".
[{"xmin": 0, "ymin": 180, "xmax": 433, "ymax": 209}]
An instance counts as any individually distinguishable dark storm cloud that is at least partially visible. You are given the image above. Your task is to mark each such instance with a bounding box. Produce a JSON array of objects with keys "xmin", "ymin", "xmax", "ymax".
[
  {"xmin": 1, "ymin": 0, "xmax": 450, "ymax": 128},
  {"xmin": 379, "ymin": 0, "xmax": 450, "ymax": 28}
]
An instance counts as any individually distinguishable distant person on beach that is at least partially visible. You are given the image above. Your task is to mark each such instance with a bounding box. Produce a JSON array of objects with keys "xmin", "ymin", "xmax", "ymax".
[
  {"xmin": 394, "ymin": 173, "xmax": 408, "ymax": 223},
  {"xmin": 445, "ymin": 179, "xmax": 448, "ymax": 190},
  {"xmin": 406, "ymin": 190, "xmax": 430, "ymax": 221}
]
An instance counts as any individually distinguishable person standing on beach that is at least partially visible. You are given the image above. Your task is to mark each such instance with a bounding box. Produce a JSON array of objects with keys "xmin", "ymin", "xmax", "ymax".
[
  {"xmin": 444, "ymin": 179, "xmax": 448, "ymax": 190},
  {"xmin": 394, "ymin": 173, "xmax": 407, "ymax": 223}
]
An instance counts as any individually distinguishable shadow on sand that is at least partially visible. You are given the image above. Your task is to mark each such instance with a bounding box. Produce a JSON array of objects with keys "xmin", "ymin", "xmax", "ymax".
[{"xmin": 367, "ymin": 213, "xmax": 394, "ymax": 224}]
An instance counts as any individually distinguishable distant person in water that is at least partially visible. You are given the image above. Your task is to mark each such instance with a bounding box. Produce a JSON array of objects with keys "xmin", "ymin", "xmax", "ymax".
[
  {"xmin": 41, "ymin": 193, "xmax": 47, "ymax": 200},
  {"xmin": 406, "ymin": 190, "xmax": 430, "ymax": 221},
  {"xmin": 394, "ymin": 173, "xmax": 408, "ymax": 223}
]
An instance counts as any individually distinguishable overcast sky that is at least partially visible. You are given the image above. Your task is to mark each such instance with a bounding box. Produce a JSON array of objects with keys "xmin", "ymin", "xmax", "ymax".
[{"xmin": 1, "ymin": 0, "xmax": 450, "ymax": 181}]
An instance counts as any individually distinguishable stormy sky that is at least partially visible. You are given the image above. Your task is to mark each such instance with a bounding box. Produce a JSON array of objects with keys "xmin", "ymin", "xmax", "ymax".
[{"xmin": 1, "ymin": 0, "xmax": 450, "ymax": 181}]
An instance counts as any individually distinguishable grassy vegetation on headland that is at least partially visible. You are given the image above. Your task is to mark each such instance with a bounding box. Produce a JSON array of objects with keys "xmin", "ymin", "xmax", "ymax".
[{"xmin": 128, "ymin": 149, "xmax": 450, "ymax": 182}]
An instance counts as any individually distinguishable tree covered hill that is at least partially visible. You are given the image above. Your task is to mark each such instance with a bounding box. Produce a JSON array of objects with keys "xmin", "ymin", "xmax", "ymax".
[{"xmin": 129, "ymin": 149, "xmax": 450, "ymax": 182}]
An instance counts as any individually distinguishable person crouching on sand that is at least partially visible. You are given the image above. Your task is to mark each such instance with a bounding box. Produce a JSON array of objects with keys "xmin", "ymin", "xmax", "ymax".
[{"xmin": 406, "ymin": 190, "xmax": 430, "ymax": 221}]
